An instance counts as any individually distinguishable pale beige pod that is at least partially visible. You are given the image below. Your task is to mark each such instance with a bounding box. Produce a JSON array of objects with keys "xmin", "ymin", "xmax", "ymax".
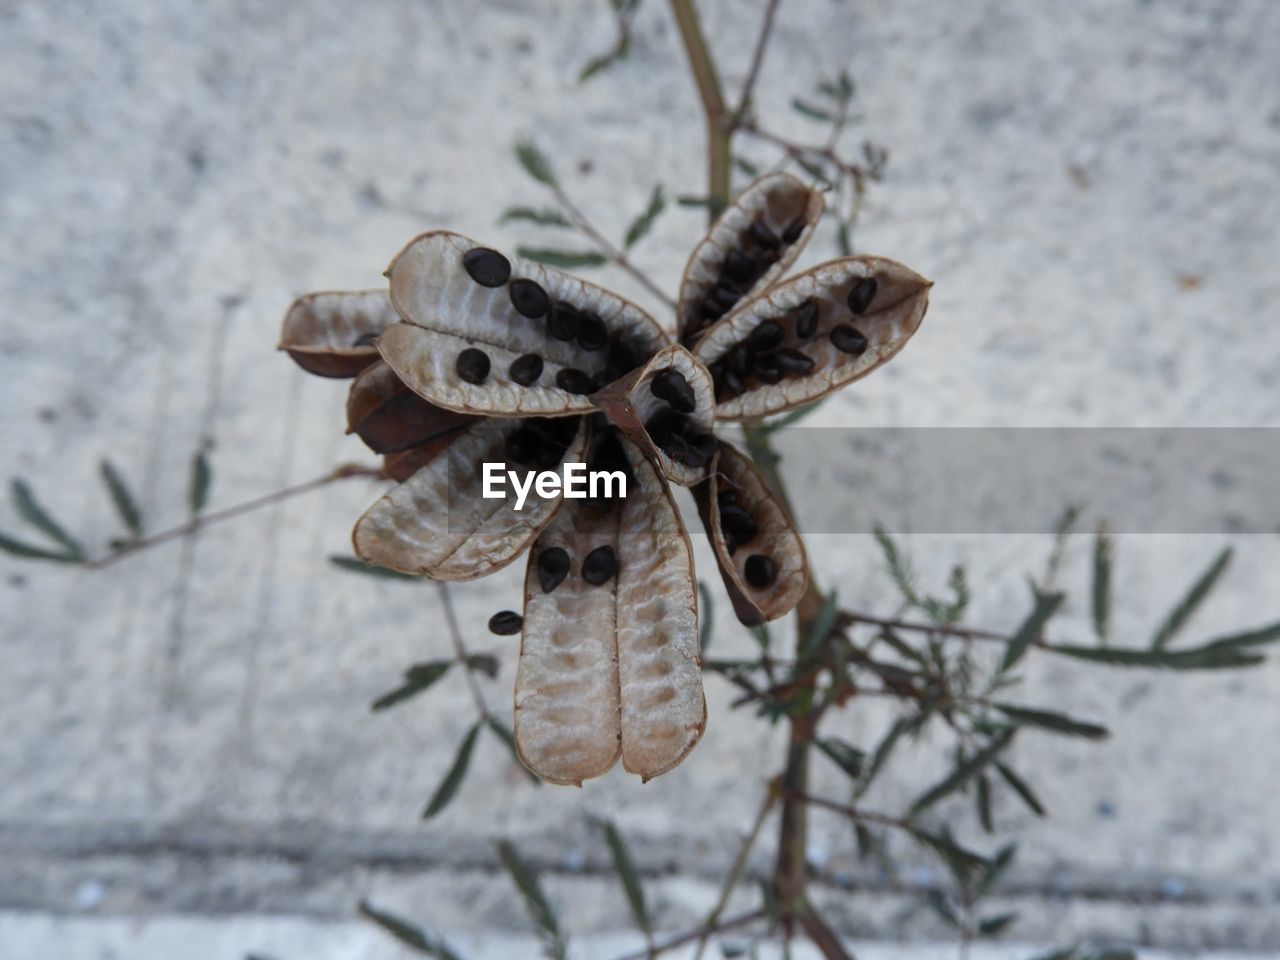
[
  {"xmin": 352, "ymin": 416, "xmax": 589, "ymax": 581},
  {"xmin": 677, "ymin": 173, "xmax": 825, "ymax": 345},
  {"xmin": 278, "ymin": 289, "xmax": 398, "ymax": 378},
  {"xmin": 381, "ymin": 231, "xmax": 667, "ymax": 417},
  {"xmin": 515, "ymin": 434, "xmax": 705, "ymax": 784},
  {"xmin": 346, "ymin": 359, "xmax": 476, "ymax": 455},
  {"xmin": 696, "ymin": 256, "xmax": 931, "ymax": 420}
]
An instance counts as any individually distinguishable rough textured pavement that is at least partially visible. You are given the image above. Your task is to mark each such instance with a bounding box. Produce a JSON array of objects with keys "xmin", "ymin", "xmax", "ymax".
[{"xmin": 3, "ymin": 0, "xmax": 1279, "ymax": 957}]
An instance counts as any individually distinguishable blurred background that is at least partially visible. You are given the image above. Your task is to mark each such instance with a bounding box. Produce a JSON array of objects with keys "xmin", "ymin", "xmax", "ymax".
[{"xmin": 2, "ymin": 0, "xmax": 1279, "ymax": 957}]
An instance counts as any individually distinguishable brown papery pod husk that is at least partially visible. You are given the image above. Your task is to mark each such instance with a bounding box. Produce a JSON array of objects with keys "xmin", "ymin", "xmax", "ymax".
[
  {"xmin": 381, "ymin": 231, "xmax": 667, "ymax": 416},
  {"xmin": 515, "ymin": 434, "xmax": 705, "ymax": 785},
  {"xmin": 278, "ymin": 289, "xmax": 398, "ymax": 378},
  {"xmin": 346, "ymin": 360, "xmax": 477, "ymax": 454},
  {"xmin": 677, "ymin": 173, "xmax": 824, "ymax": 345},
  {"xmin": 590, "ymin": 344, "xmax": 716, "ymax": 487},
  {"xmin": 696, "ymin": 256, "xmax": 931, "ymax": 420},
  {"xmin": 352, "ymin": 416, "xmax": 589, "ymax": 581},
  {"xmin": 693, "ymin": 441, "xmax": 809, "ymax": 626},
  {"xmin": 381, "ymin": 438, "xmax": 464, "ymax": 483}
]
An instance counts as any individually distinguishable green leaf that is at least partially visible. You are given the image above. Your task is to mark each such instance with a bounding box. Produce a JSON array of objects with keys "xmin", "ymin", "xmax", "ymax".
[
  {"xmin": 1091, "ymin": 525, "xmax": 1112, "ymax": 641},
  {"xmin": 1080, "ymin": 952, "xmax": 1137, "ymax": 960},
  {"xmin": 0, "ymin": 530, "xmax": 82, "ymax": 563},
  {"xmin": 11, "ymin": 479, "xmax": 84, "ymax": 559},
  {"xmin": 602, "ymin": 820, "xmax": 650, "ymax": 936},
  {"xmin": 910, "ymin": 729, "xmax": 1015, "ymax": 817},
  {"xmin": 676, "ymin": 194, "xmax": 710, "ymax": 208},
  {"xmin": 497, "ymin": 839, "xmax": 567, "ymax": 960},
  {"xmin": 1150, "ymin": 547, "xmax": 1233, "ymax": 649},
  {"xmin": 815, "ymin": 737, "xmax": 864, "ymax": 779},
  {"xmin": 485, "ymin": 716, "xmax": 540, "ymax": 783},
  {"xmin": 995, "ymin": 761, "xmax": 1045, "ymax": 817},
  {"xmin": 372, "ymin": 661, "xmax": 452, "ymax": 711},
  {"xmin": 978, "ymin": 842, "xmax": 1017, "ymax": 896},
  {"xmin": 697, "ymin": 580, "xmax": 715, "ymax": 655},
  {"xmin": 465, "ymin": 653, "xmax": 500, "ymax": 678},
  {"xmin": 99, "ymin": 460, "xmax": 143, "ymax": 538},
  {"xmin": 359, "ymin": 900, "xmax": 464, "ymax": 960},
  {"xmin": 907, "ymin": 825, "xmax": 988, "ymax": 886},
  {"xmin": 994, "ymin": 703, "xmax": 1108, "ymax": 740},
  {"xmin": 800, "ymin": 590, "xmax": 839, "ymax": 658},
  {"xmin": 761, "ymin": 399, "xmax": 826, "ymax": 433},
  {"xmin": 873, "ymin": 526, "xmax": 919, "ymax": 607},
  {"xmin": 835, "ymin": 219, "xmax": 852, "ymax": 256},
  {"xmin": 422, "ymin": 723, "xmax": 482, "ymax": 819},
  {"xmin": 515, "ymin": 247, "xmax": 608, "ymax": 270},
  {"xmin": 921, "ymin": 565, "xmax": 970, "ymax": 626},
  {"xmin": 1206, "ymin": 620, "xmax": 1280, "ymax": 651},
  {"xmin": 623, "ymin": 184, "xmax": 665, "ymax": 249},
  {"xmin": 498, "ymin": 206, "xmax": 573, "ymax": 228},
  {"xmin": 855, "ymin": 713, "xmax": 923, "ymax": 799},
  {"xmin": 1047, "ymin": 642, "xmax": 1265, "ymax": 670},
  {"xmin": 514, "ymin": 142, "xmax": 558, "ymax": 188},
  {"xmin": 733, "ymin": 156, "xmax": 761, "ymax": 177},
  {"xmin": 794, "ymin": 156, "xmax": 834, "ymax": 190},
  {"xmin": 926, "ymin": 890, "xmax": 961, "ymax": 928},
  {"xmin": 999, "ymin": 589, "xmax": 1064, "ymax": 674},
  {"xmin": 1027, "ymin": 949, "xmax": 1078, "ymax": 960},
  {"xmin": 328, "ymin": 554, "xmax": 419, "ymax": 581},
  {"xmin": 189, "ymin": 450, "xmax": 212, "ymax": 514},
  {"xmin": 791, "ymin": 98, "xmax": 835, "ymax": 121},
  {"xmin": 750, "ymin": 623, "xmax": 771, "ymax": 654},
  {"xmin": 976, "ymin": 772, "xmax": 994, "ymax": 833},
  {"xmin": 979, "ymin": 911, "xmax": 1018, "ymax": 936}
]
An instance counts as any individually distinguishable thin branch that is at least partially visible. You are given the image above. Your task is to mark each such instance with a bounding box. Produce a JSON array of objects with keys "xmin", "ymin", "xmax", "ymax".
[
  {"xmin": 788, "ymin": 791, "xmax": 912, "ymax": 832},
  {"xmin": 83, "ymin": 463, "xmax": 383, "ymax": 570},
  {"xmin": 436, "ymin": 581, "xmax": 490, "ymax": 721},
  {"xmin": 611, "ymin": 908, "xmax": 765, "ymax": 960},
  {"xmin": 840, "ymin": 611, "xmax": 1043, "ymax": 648},
  {"xmin": 798, "ymin": 903, "xmax": 855, "ymax": 960},
  {"xmin": 735, "ymin": 0, "xmax": 783, "ymax": 120},
  {"xmin": 669, "ymin": 0, "xmax": 733, "ymax": 216},
  {"xmin": 738, "ymin": 120, "xmax": 865, "ymax": 178}
]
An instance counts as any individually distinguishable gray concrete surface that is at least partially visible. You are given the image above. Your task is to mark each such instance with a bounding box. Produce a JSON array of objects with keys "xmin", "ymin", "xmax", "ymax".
[{"xmin": 3, "ymin": 0, "xmax": 1280, "ymax": 957}]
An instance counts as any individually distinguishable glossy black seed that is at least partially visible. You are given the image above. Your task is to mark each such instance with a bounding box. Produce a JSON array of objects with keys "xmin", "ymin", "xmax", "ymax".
[
  {"xmin": 462, "ymin": 247, "xmax": 511, "ymax": 287},
  {"xmin": 663, "ymin": 433, "xmax": 710, "ymax": 469},
  {"xmin": 781, "ymin": 215, "xmax": 807, "ymax": 244},
  {"xmin": 847, "ymin": 276, "xmax": 878, "ymax": 314},
  {"xmin": 509, "ymin": 278, "xmax": 549, "ymax": 318},
  {"xmin": 710, "ymin": 282, "xmax": 741, "ymax": 311},
  {"xmin": 582, "ymin": 545, "xmax": 618, "ymax": 586},
  {"xmin": 690, "ymin": 432, "xmax": 718, "ymax": 462},
  {"xmin": 578, "ymin": 311, "xmax": 608, "ymax": 351},
  {"xmin": 547, "ymin": 301, "xmax": 580, "ymax": 341},
  {"xmin": 748, "ymin": 219, "xmax": 781, "ymax": 250},
  {"xmin": 774, "ymin": 348, "xmax": 816, "ymax": 375},
  {"xmin": 701, "ymin": 298, "xmax": 727, "ymax": 323},
  {"xmin": 717, "ymin": 488, "xmax": 739, "ymax": 508},
  {"xmin": 456, "ymin": 348, "xmax": 490, "ymax": 384},
  {"xmin": 792, "ymin": 299, "xmax": 820, "ymax": 340},
  {"xmin": 830, "ymin": 324, "xmax": 869, "ymax": 355},
  {"xmin": 537, "ymin": 547, "xmax": 571, "ymax": 593},
  {"xmin": 650, "ymin": 367, "xmax": 697, "ymax": 413},
  {"xmin": 351, "ymin": 331, "xmax": 379, "ymax": 348},
  {"xmin": 726, "ymin": 345, "xmax": 751, "ymax": 376},
  {"xmin": 723, "ymin": 249, "xmax": 757, "ymax": 284},
  {"xmin": 645, "ymin": 410, "xmax": 689, "ymax": 445},
  {"xmin": 720, "ymin": 505, "xmax": 759, "ymax": 544},
  {"xmin": 556, "ymin": 367, "xmax": 595, "ymax": 395},
  {"xmin": 744, "ymin": 554, "xmax": 777, "ymax": 588},
  {"xmin": 752, "ymin": 353, "xmax": 783, "ymax": 384},
  {"xmin": 747, "ymin": 320, "xmax": 784, "ymax": 351},
  {"xmin": 488, "ymin": 610, "xmax": 524, "ymax": 635},
  {"xmin": 505, "ymin": 427, "xmax": 539, "ymax": 465},
  {"xmin": 609, "ymin": 336, "xmax": 639, "ymax": 374},
  {"xmin": 722, "ymin": 367, "xmax": 745, "ymax": 396},
  {"xmin": 509, "ymin": 353, "xmax": 544, "ymax": 385}
]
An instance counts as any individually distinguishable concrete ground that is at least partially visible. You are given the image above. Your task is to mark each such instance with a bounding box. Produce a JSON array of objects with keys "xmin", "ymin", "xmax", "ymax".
[{"xmin": 3, "ymin": 0, "xmax": 1279, "ymax": 957}]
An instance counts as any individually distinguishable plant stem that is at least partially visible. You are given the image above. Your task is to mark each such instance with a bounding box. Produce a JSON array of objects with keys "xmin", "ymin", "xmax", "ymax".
[
  {"xmin": 669, "ymin": 0, "xmax": 732, "ymax": 217},
  {"xmin": 611, "ymin": 908, "xmax": 765, "ymax": 960},
  {"xmin": 436, "ymin": 581, "xmax": 490, "ymax": 721},
  {"xmin": 735, "ymin": 0, "xmax": 783, "ymax": 120}
]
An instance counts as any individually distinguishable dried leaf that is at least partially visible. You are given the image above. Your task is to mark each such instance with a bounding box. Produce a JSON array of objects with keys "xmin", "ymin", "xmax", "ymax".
[
  {"xmin": 99, "ymin": 460, "xmax": 143, "ymax": 538},
  {"xmin": 1150, "ymin": 547, "xmax": 1232, "ymax": 649},
  {"xmin": 422, "ymin": 722, "xmax": 482, "ymax": 819},
  {"xmin": 10, "ymin": 479, "xmax": 83, "ymax": 560},
  {"xmin": 602, "ymin": 820, "xmax": 651, "ymax": 936},
  {"xmin": 496, "ymin": 839, "xmax": 567, "ymax": 960},
  {"xmin": 372, "ymin": 661, "xmax": 452, "ymax": 711}
]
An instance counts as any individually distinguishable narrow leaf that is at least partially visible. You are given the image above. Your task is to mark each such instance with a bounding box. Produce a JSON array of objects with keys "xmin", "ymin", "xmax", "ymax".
[
  {"xmin": 791, "ymin": 98, "xmax": 835, "ymax": 121},
  {"xmin": 422, "ymin": 723, "xmax": 482, "ymax": 819},
  {"xmin": 855, "ymin": 713, "xmax": 922, "ymax": 799},
  {"xmin": 908, "ymin": 826, "xmax": 988, "ymax": 886},
  {"xmin": 978, "ymin": 842, "xmax": 1017, "ymax": 896},
  {"xmin": 465, "ymin": 653, "xmax": 500, "ymax": 678},
  {"xmin": 800, "ymin": 590, "xmax": 839, "ymax": 658},
  {"xmin": 835, "ymin": 219, "xmax": 852, "ymax": 256},
  {"xmin": 359, "ymin": 900, "xmax": 465, "ymax": 960},
  {"xmin": 485, "ymin": 716, "xmax": 540, "ymax": 784},
  {"xmin": 515, "ymin": 247, "xmax": 608, "ymax": 270},
  {"xmin": 995, "ymin": 761, "xmax": 1046, "ymax": 817},
  {"xmin": 733, "ymin": 156, "xmax": 761, "ymax": 177},
  {"xmin": 99, "ymin": 460, "xmax": 143, "ymax": 538},
  {"xmin": 1047, "ymin": 642, "xmax": 1263, "ymax": 670},
  {"xmin": 676, "ymin": 194, "xmax": 710, "ymax": 208},
  {"xmin": 499, "ymin": 206, "xmax": 573, "ymax": 228},
  {"xmin": 910, "ymin": 729, "xmax": 1015, "ymax": 817},
  {"xmin": 761, "ymin": 399, "xmax": 826, "ymax": 433},
  {"xmin": 1206, "ymin": 621, "xmax": 1280, "ymax": 651},
  {"xmin": 328, "ymin": 554, "xmax": 419, "ymax": 581},
  {"xmin": 11, "ymin": 479, "xmax": 84, "ymax": 559},
  {"xmin": 1151, "ymin": 547, "xmax": 1233, "ymax": 649},
  {"xmin": 1091, "ymin": 526, "xmax": 1111, "ymax": 641},
  {"xmin": 697, "ymin": 580, "xmax": 715, "ymax": 655},
  {"xmin": 976, "ymin": 773, "xmax": 994, "ymax": 833},
  {"xmin": 372, "ymin": 661, "xmax": 452, "ymax": 711},
  {"xmin": 815, "ymin": 737, "xmax": 864, "ymax": 779},
  {"xmin": 999, "ymin": 589, "xmax": 1064, "ymax": 674},
  {"xmin": 995, "ymin": 703, "xmax": 1108, "ymax": 740},
  {"xmin": 497, "ymin": 839, "xmax": 567, "ymax": 960},
  {"xmin": 873, "ymin": 526, "xmax": 919, "ymax": 606},
  {"xmin": 0, "ymin": 530, "xmax": 81, "ymax": 563},
  {"xmin": 189, "ymin": 450, "xmax": 213, "ymax": 514},
  {"xmin": 514, "ymin": 142, "xmax": 558, "ymax": 188},
  {"xmin": 602, "ymin": 820, "xmax": 650, "ymax": 936},
  {"xmin": 623, "ymin": 184, "xmax": 665, "ymax": 249},
  {"xmin": 979, "ymin": 912, "xmax": 1018, "ymax": 936}
]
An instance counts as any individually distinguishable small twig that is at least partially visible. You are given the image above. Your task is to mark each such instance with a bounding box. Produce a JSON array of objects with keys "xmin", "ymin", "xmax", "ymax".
[
  {"xmin": 611, "ymin": 908, "xmax": 765, "ymax": 960},
  {"xmin": 83, "ymin": 463, "xmax": 383, "ymax": 570},
  {"xmin": 738, "ymin": 120, "xmax": 865, "ymax": 178},
  {"xmin": 840, "ymin": 611, "xmax": 1047, "ymax": 648},
  {"xmin": 436, "ymin": 581, "xmax": 490, "ymax": 721},
  {"xmin": 734, "ymin": 0, "xmax": 783, "ymax": 121},
  {"xmin": 798, "ymin": 903, "xmax": 855, "ymax": 960},
  {"xmin": 788, "ymin": 791, "xmax": 912, "ymax": 832}
]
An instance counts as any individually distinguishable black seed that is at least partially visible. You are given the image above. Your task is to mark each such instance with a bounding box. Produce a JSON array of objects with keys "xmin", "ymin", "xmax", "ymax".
[
  {"xmin": 650, "ymin": 367, "xmax": 697, "ymax": 413},
  {"xmin": 774, "ymin": 348, "xmax": 815, "ymax": 375},
  {"xmin": 717, "ymin": 488, "xmax": 738, "ymax": 508},
  {"xmin": 547, "ymin": 301, "xmax": 580, "ymax": 341},
  {"xmin": 744, "ymin": 554, "xmax": 777, "ymax": 588},
  {"xmin": 752, "ymin": 353, "xmax": 783, "ymax": 384},
  {"xmin": 723, "ymin": 249, "xmax": 757, "ymax": 284},
  {"xmin": 505, "ymin": 427, "xmax": 539, "ymax": 466},
  {"xmin": 456, "ymin": 348, "xmax": 490, "ymax": 384},
  {"xmin": 488, "ymin": 610, "xmax": 524, "ymax": 635},
  {"xmin": 556, "ymin": 367, "xmax": 595, "ymax": 395},
  {"xmin": 462, "ymin": 247, "xmax": 511, "ymax": 287},
  {"xmin": 747, "ymin": 320, "xmax": 784, "ymax": 351},
  {"xmin": 578, "ymin": 311, "xmax": 608, "ymax": 351},
  {"xmin": 591, "ymin": 371, "xmax": 614, "ymax": 392},
  {"xmin": 351, "ymin": 331, "xmax": 379, "ymax": 348},
  {"xmin": 722, "ymin": 366, "xmax": 745, "ymax": 396},
  {"xmin": 701, "ymin": 298, "xmax": 727, "ymax": 323},
  {"xmin": 609, "ymin": 337, "xmax": 639, "ymax": 376},
  {"xmin": 710, "ymin": 282, "xmax": 741, "ymax": 311},
  {"xmin": 645, "ymin": 410, "xmax": 687, "ymax": 445},
  {"xmin": 830, "ymin": 324, "xmax": 869, "ymax": 355},
  {"xmin": 509, "ymin": 278, "xmax": 549, "ymax": 318},
  {"xmin": 537, "ymin": 547, "xmax": 571, "ymax": 593},
  {"xmin": 792, "ymin": 299, "xmax": 819, "ymax": 340},
  {"xmin": 727, "ymin": 345, "xmax": 751, "ymax": 376},
  {"xmin": 582, "ymin": 545, "xmax": 618, "ymax": 586},
  {"xmin": 690, "ymin": 432, "xmax": 718, "ymax": 462},
  {"xmin": 781, "ymin": 215, "xmax": 807, "ymax": 244},
  {"xmin": 720, "ymin": 505, "xmax": 758, "ymax": 545},
  {"xmin": 748, "ymin": 219, "xmax": 781, "ymax": 250},
  {"xmin": 509, "ymin": 353, "xmax": 544, "ymax": 385},
  {"xmin": 662, "ymin": 433, "xmax": 709, "ymax": 469},
  {"xmin": 847, "ymin": 276, "xmax": 878, "ymax": 314}
]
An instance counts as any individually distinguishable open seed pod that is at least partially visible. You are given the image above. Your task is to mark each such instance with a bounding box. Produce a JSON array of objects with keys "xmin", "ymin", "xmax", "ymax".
[
  {"xmin": 346, "ymin": 360, "xmax": 477, "ymax": 454},
  {"xmin": 380, "ymin": 231, "xmax": 666, "ymax": 417},
  {"xmin": 353, "ymin": 416, "xmax": 588, "ymax": 581},
  {"xmin": 677, "ymin": 173, "xmax": 825, "ymax": 345},
  {"xmin": 515, "ymin": 433, "xmax": 705, "ymax": 784},
  {"xmin": 695, "ymin": 256, "xmax": 931, "ymax": 420},
  {"xmin": 693, "ymin": 440, "xmax": 809, "ymax": 626},
  {"xmin": 278, "ymin": 289, "xmax": 398, "ymax": 378},
  {"xmin": 590, "ymin": 344, "xmax": 717, "ymax": 486}
]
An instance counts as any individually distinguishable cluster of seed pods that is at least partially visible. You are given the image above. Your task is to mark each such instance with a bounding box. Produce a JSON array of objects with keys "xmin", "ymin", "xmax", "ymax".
[{"xmin": 278, "ymin": 172, "xmax": 930, "ymax": 785}]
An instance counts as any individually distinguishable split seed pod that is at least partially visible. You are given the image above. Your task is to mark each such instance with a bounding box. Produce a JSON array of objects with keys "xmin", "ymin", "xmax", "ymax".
[
  {"xmin": 278, "ymin": 289, "xmax": 399, "ymax": 378},
  {"xmin": 346, "ymin": 360, "xmax": 477, "ymax": 455}
]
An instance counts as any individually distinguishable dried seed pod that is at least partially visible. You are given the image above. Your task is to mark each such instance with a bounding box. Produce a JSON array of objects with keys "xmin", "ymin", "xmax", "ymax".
[
  {"xmin": 694, "ymin": 256, "xmax": 931, "ymax": 420},
  {"xmin": 352, "ymin": 416, "xmax": 589, "ymax": 581},
  {"xmin": 278, "ymin": 289, "xmax": 399, "ymax": 378},
  {"xmin": 381, "ymin": 231, "xmax": 666, "ymax": 416},
  {"xmin": 590, "ymin": 344, "xmax": 717, "ymax": 486},
  {"xmin": 677, "ymin": 173, "xmax": 825, "ymax": 344},
  {"xmin": 693, "ymin": 441, "xmax": 808, "ymax": 625},
  {"xmin": 515, "ymin": 435, "xmax": 704, "ymax": 784},
  {"xmin": 346, "ymin": 360, "xmax": 476, "ymax": 454}
]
